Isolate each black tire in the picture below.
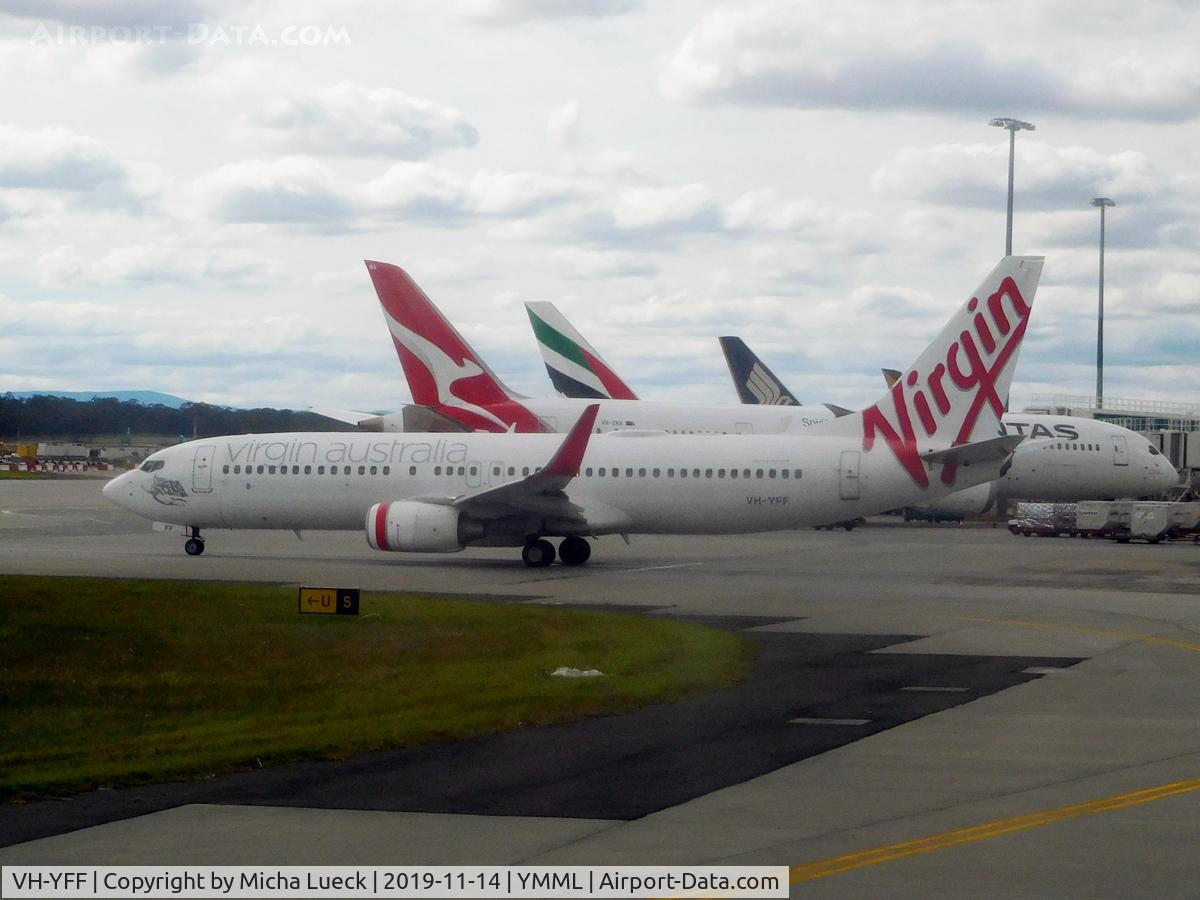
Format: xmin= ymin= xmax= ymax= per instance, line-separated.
xmin=559 ymin=536 xmax=591 ymax=566
xmin=521 ymin=538 xmax=555 ymax=568
xmin=184 ymin=538 xmax=205 ymax=556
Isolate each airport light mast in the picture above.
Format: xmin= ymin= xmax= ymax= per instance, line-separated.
xmin=989 ymin=117 xmax=1035 ymax=255
xmin=1091 ymin=197 xmax=1115 ymax=410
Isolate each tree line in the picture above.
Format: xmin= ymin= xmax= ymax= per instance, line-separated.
xmin=0 ymin=394 xmax=347 ymax=441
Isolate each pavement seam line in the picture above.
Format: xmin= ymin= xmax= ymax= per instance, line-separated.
xmin=944 ymin=614 xmax=1200 ymax=653
xmin=788 ymin=776 xmax=1200 ymax=883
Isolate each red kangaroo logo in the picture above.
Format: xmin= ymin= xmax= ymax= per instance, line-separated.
xmin=861 ymin=276 xmax=1031 ymax=488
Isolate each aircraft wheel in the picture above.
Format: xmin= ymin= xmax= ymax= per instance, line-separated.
xmin=559 ymin=536 xmax=591 ymax=566
xmin=521 ymin=539 xmax=555 ymax=568
xmin=184 ymin=538 xmax=205 ymax=556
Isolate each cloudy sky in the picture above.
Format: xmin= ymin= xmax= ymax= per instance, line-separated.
xmin=2 ymin=0 xmax=1199 ymax=415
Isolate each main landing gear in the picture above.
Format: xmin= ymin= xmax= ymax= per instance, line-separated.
xmin=521 ymin=536 xmax=592 ymax=568
xmin=183 ymin=527 xmax=205 ymax=556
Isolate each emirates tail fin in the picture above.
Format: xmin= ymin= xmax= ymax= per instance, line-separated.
xmin=525 ymin=301 xmax=638 ymax=400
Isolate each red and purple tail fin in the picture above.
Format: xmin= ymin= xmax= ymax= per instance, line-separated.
xmin=808 ymin=256 xmax=1044 ymax=488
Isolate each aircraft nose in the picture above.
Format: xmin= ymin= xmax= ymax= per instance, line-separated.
xmin=103 ymin=472 xmax=131 ymax=507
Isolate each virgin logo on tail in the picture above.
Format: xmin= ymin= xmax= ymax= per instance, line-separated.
xmin=862 ymin=275 xmax=1032 ymax=488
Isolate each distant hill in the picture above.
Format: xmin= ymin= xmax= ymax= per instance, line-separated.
xmin=0 ymin=394 xmax=344 ymax=440
xmin=6 ymin=390 xmax=191 ymax=408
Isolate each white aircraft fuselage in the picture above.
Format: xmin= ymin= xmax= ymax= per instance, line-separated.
xmin=104 ymin=428 xmax=1009 ymax=545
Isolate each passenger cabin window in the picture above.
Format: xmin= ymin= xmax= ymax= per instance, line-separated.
xmin=383 ymin=466 xmax=390 ymax=474
xmin=222 ymin=465 xmax=229 ymax=474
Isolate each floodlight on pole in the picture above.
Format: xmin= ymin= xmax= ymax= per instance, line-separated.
xmin=1091 ymin=197 xmax=1115 ymax=410
xmin=989 ymin=117 xmax=1035 ymax=255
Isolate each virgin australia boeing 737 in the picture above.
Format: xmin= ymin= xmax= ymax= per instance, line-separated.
xmin=105 ymin=257 xmax=1041 ymax=566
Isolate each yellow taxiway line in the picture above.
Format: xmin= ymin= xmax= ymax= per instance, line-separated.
xmin=790 ymin=776 xmax=1200 ymax=883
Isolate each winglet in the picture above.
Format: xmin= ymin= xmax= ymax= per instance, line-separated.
xmin=540 ymin=404 xmax=599 ymax=478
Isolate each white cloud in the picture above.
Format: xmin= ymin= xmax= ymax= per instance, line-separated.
xmin=365 ymin=163 xmax=577 ymax=222
xmin=455 ymin=0 xmax=638 ymax=24
xmin=0 ymin=124 xmax=126 ymax=191
xmin=661 ymin=1 xmax=1200 ymax=121
xmin=202 ymin=156 xmax=353 ymax=226
xmin=547 ymin=98 xmax=581 ymax=149
xmin=0 ymin=0 xmax=218 ymax=29
xmin=872 ymin=142 xmax=1168 ymax=210
xmin=612 ymin=184 xmax=716 ymax=230
xmin=244 ymin=81 xmax=479 ymax=158
xmin=550 ymin=246 xmax=656 ymax=280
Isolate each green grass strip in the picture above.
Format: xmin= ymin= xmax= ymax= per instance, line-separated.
xmin=0 ymin=575 xmax=755 ymax=800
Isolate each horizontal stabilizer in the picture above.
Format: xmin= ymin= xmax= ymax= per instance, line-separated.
xmin=309 ymin=405 xmax=374 ymax=426
xmin=921 ymin=434 xmax=1024 ymax=468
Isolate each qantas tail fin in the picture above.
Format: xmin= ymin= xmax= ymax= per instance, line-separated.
xmin=366 ymin=261 xmax=545 ymax=433
xmin=525 ymin=302 xmax=638 ymax=400
xmin=719 ymin=336 xmax=801 ymax=406
xmin=808 ymin=256 xmax=1044 ymax=487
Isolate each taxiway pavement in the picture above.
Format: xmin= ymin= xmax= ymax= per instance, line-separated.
xmin=2 ymin=478 xmax=1199 ymax=898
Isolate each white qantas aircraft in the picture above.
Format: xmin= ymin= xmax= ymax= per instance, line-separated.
xmin=314 ymin=261 xmax=847 ymax=435
xmin=526 ymin=300 xmax=1178 ymax=512
xmin=105 ymin=256 xmax=1042 ymax=566
xmin=716 ymin=340 xmax=1178 ymax=511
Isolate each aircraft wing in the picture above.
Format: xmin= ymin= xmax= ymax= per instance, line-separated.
xmin=410 ymin=405 xmax=600 ymax=524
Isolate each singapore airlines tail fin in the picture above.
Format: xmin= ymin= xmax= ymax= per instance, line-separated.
xmin=719 ymin=336 xmax=801 ymax=406
xmin=525 ymin=301 xmax=638 ymax=400
xmin=808 ymin=256 xmax=1044 ymax=487
xmin=366 ymin=261 xmax=545 ymax=433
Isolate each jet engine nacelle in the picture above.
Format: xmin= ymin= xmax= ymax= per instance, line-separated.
xmin=365 ymin=500 xmax=485 ymax=553
xmin=917 ymin=481 xmax=999 ymax=518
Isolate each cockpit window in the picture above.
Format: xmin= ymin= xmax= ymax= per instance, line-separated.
xmin=140 ymin=460 xmax=165 ymax=472
xmin=1148 ymin=445 xmax=1161 ymax=455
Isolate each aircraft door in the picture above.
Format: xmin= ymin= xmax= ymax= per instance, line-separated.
xmin=465 ymin=461 xmax=482 ymax=488
xmin=839 ymin=450 xmax=861 ymax=500
xmin=1111 ymin=435 xmax=1129 ymax=466
xmin=192 ymin=444 xmax=217 ymax=493
xmin=735 ymin=422 xmax=753 ymax=434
